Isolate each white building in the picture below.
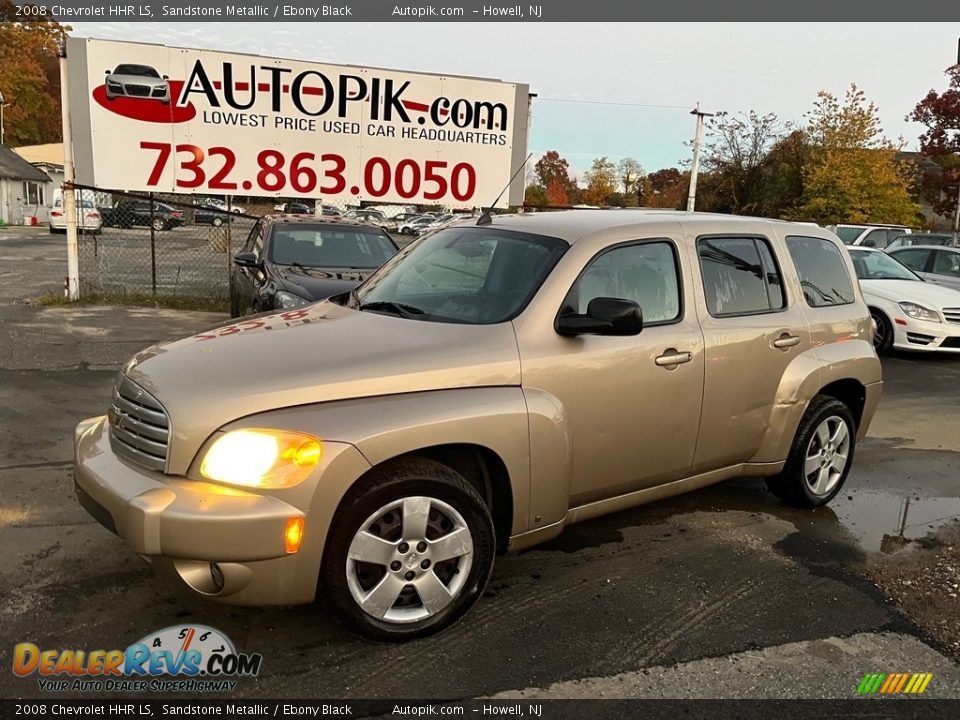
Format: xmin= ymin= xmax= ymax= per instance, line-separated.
xmin=0 ymin=144 xmax=52 ymax=225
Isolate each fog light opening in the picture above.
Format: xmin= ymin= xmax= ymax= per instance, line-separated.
xmin=285 ymin=517 xmax=304 ymax=554
xmin=210 ymin=562 xmax=225 ymax=592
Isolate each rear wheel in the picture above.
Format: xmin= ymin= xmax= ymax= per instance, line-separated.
xmin=212 ymin=216 xmax=223 ymax=228
xmin=767 ymin=396 xmax=856 ymax=508
xmin=870 ymin=308 xmax=894 ymax=355
xmin=321 ymin=458 xmax=495 ymax=641
xmin=151 ymin=217 xmax=166 ymax=232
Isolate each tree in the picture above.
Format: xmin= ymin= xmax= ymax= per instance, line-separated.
xmin=797 ymin=85 xmax=919 ymax=225
xmin=545 ymin=179 xmax=569 ymax=207
xmin=642 ymin=168 xmax=686 ymax=209
xmin=701 ymin=111 xmax=792 ymax=216
xmin=616 ymin=157 xmax=644 ymax=205
xmin=0 ymin=2 xmax=70 ymax=146
xmin=524 ymin=183 xmax=546 ymax=207
xmin=534 ymin=151 xmax=576 ymax=194
xmin=761 ymin=130 xmax=809 ymax=219
xmin=909 ymin=65 xmax=960 ymax=222
xmin=581 ymin=156 xmax=617 ymax=205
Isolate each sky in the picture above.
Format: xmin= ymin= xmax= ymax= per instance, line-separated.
xmin=69 ymin=22 xmax=960 ymax=177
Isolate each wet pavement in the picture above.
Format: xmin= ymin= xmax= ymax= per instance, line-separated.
xmin=1 ymin=228 xmax=959 ymax=699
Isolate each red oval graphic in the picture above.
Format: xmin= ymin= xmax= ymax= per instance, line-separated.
xmin=92 ymin=80 xmax=195 ymax=123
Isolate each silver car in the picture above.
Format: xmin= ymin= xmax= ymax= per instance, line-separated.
xmin=105 ymin=64 xmax=170 ymax=104
xmin=888 ymin=245 xmax=960 ymax=292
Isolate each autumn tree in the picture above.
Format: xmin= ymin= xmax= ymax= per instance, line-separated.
xmin=701 ymin=111 xmax=792 ymax=216
xmin=641 ymin=168 xmax=687 ymax=209
xmin=616 ymin=157 xmax=644 ymax=205
xmin=797 ymin=85 xmax=919 ymax=225
xmin=545 ymin=179 xmax=570 ymax=206
xmin=534 ymin=151 xmax=576 ymax=194
xmin=0 ymin=1 xmax=70 ymax=146
xmin=524 ymin=184 xmax=547 ymax=207
xmin=581 ymin=156 xmax=617 ymax=205
xmin=910 ymin=65 xmax=960 ymax=223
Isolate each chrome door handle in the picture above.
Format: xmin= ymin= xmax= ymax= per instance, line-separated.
xmin=655 ymin=350 xmax=693 ymax=367
xmin=772 ymin=334 xmax=801 ymax=349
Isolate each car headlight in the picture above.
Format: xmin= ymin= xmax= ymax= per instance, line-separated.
xmin=898 ymin=302 xmax=941 ymax=323
xmin=275 ymin=291 xmax=308 ymax=309
xmin=200 ymin=429 xmax=322 ymax=488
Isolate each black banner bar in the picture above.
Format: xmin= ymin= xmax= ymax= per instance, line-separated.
xmin=10 ymin=0 xmax=960 ymax=22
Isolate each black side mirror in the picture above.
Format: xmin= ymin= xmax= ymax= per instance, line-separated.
xmin=162 ymin=75 xmax=169 ymax=80
xmin=233 ymin=252 xmax=260 ymax=269
xmin=556 ymin=297 xmax=643 ymax=337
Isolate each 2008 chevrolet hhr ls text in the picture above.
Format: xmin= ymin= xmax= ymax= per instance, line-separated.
xmin=74 ymin=210 xmax=882 ymax=640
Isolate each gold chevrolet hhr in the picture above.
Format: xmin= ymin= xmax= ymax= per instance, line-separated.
xmin=75 ymin=210 xmax=882 ymax=640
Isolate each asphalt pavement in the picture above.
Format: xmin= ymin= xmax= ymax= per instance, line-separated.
xmin=1 ymin=226 xmax=958 ymax=700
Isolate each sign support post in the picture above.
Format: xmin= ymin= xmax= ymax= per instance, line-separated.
xmin=59 ymin=49 xmax=80 ymax=300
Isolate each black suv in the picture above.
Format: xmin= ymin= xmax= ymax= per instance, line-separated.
xmin=230 ymin=215 xmax=399 ymax=317
xmin=101 ymin=200 xmax=184 ymax=231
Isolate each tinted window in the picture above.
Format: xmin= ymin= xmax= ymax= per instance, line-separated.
xmin=698 ymin=237 xmax=785 ymax=316
xmin=572 ymin=241 xmax=681 ymax=324
xmin=269 ymin=226 xmax=395 ymax=268
xmin=860 ymin=229 xmax=886 ymax=248
xmin=834 ymin=227 xmax=864 ymax=244
xmin=890 ymin=248 xmax=931 ymax=272
xmin=848 ymin=249 xmax=920 ymax=280
xmin=932 ymin=250 xmax=960 ymax=277
xmin=786 ymin=236 xmax=856 ymax=307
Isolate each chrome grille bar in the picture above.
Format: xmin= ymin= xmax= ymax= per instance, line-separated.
xmin=108 ymin=375 xmax=169 ymax=472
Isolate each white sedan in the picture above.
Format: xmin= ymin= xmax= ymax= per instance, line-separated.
xmin=849 ymin=247 xmax=960 ymax=354
xmin=49 ymin=196 xmax=102 ymax=234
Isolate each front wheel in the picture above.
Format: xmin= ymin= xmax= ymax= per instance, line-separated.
xmin=212 ymin=216 xmax=223 ymax=228
xmin=151 ymin=217 xmax=166 ymax=232
xmin=767 ymin=396 xmax=856 ymax=508
xmin=321 ymin=458 xmax=495 ymax=641
xmin=870 ymin=308 xmax=893 ymax=355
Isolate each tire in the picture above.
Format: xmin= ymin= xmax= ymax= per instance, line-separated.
xmin=229 ymin=291 xmax=241 ymax=318
xmin=870 ymin=308 xmax=893 ymax=355
xmin=212 ymin=217 xmax=223 ymax=228
xmin=321 ymin=458 xmax=496 ymax=642
xmin=767 ymin=395 xmax=856 ymax=508
xmin=152 ymin=217 xmax=166 ymax=232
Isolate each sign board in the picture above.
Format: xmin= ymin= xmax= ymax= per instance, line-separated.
xmin=65 ymin=38 xmax=530 ymax=207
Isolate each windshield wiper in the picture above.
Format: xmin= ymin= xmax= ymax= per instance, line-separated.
xmin=358 ymin=300 xmax=425 ymax=319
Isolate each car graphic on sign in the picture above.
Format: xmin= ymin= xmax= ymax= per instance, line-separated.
xmin=104 ymin=64 xmax=170 ymax=104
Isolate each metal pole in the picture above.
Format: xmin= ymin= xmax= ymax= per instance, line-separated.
xmin=149 ymin=192 xmax=157 ymax=296
xmin=687 ymin=105 xmax=713 ymax=212
xmin=59 ymin=53 xmax=80 ymax=300
xmin=226 ymin=194 xmax=233 ymax=299
xmin=1 ymin=103 xmax=5 ymax=145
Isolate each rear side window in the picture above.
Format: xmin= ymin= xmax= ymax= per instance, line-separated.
xmin=932 ymin=250 xmax=960 ymax=277
xmin=786 ymin=236 xmax=856 ymax=307
xmin=698 ymin=236 xmax=785 ymax=317
xmin=891 ymin=248 xmax=932 ymax=273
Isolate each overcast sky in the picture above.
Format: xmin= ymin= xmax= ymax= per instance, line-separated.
xmin=70 ymin=22 xmax=960 ymax=176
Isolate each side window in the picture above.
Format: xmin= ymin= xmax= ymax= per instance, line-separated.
xmin=571 ymin=241 xmax=681 ymax=325
xmin=785 ymin=236 xmax=856 ymax=307
xmin=892 ymin=248 xmax=931 ymax=272
xmin=932 ymin=251 xmax=960 ymax=277
xmin=698 ymin=236 xmax=785 ymax=317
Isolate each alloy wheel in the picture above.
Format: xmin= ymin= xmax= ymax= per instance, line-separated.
xmin=803 ymin=415 xmax=851 ymax=496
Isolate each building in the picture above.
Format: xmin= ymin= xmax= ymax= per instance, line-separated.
xmin=13 ymin=143 xmax=65 ymax=224
xmin=0 ymin=145 xmax=52 ymax=225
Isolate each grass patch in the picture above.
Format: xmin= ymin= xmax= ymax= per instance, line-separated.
xmin=35 ymin=290 xmax=229 ymax=313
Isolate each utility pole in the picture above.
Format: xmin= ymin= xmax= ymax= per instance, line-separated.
xmin=955 ymin=38 xmax=960 ymax=241
xmin=687 ymin=104 xmax=714 ymax=212
xmin=59 ymin=48 xmax=79 ymax=300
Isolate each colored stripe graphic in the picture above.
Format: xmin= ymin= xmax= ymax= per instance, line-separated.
xmin=857 ymin=672 xmax=932 ymax=694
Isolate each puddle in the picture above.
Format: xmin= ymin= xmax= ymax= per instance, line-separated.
xmin=830 ymin=490 xmax=960 ymax=554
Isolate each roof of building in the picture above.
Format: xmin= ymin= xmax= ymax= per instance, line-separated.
xmin=12 ymin=143 xmax=64 ymax=168
xmin=0 ymin=145 xmax=51 ymax=182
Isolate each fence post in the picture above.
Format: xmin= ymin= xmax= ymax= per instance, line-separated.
xmin=226 ymin=195 xmax=233 ymax=300
xmin=149 ymin=192 xmax=157 ymax=296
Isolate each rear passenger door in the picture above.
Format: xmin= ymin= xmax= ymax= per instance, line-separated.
xmin=690 ymin=232 xmax=811 ymax=473
xmin=929 ymin=250 xmax=960 ymax=291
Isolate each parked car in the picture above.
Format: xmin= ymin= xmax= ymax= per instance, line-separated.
xmin=200 ymin=197 xmax=245 ymax=215
xmin=104 ymin=64 xmax=170 ymax=103
xmin=343 ymin=209 xmax=387 ymax=223
xmin=831 ymin=224 xmax=910 ymax=248
xmin=101 ymin=200 xmax=184 ymax=231
xmin=49 ymin=196 xmax=102 ymax=234
xmin=192 ymin=201 xmax=227 ymax=227
xmin=229 ymin=215 xmax=398 ymax=316
xmin=887 ymin=245 xmax=960 ymax=292
xmin=398 ymin=216 xmax=436 ymax=235
xmin=848 ymin=247 xmax=960 ymax=353
xmin=75 ymin=210 xmax=882 ymax=640
xmin=276 ymin=202 xmax=313 ymax=215
xmin=319 ymin=204 xmax=342 ymax=217
xmin=389 ymin=212 xmax=423 ymax=224
xmin=886 ymin=233 xmax=956 ymax=250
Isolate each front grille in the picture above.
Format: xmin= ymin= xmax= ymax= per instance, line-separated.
xmin=906 ymin=332 xmax=935 ymax=345
xmin=943 ymin=307 xmax=960 ymax=324
xmin=125 ymin=84 xmax=151 ymax=97
xmin=151 ymin=87 xmax=166 ymax=97
xmin=941 ymin=336 xmax=960 ymax=349
xmin=108 ymin=375 xmax=169 ymax=472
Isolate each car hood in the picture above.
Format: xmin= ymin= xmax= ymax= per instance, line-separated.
xmin=109 ymin=74 xmax=166 ymax=86
xmin=123 ymin=301 xmax=521 ymax=473
xmin=860 ymin=278 xmax=960 ymax=308
xmin=275 ymin=265 xmax=375 ymax=300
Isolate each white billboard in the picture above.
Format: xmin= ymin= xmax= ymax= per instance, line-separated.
xmin=65 ymin=38 xmax=530 ymax=207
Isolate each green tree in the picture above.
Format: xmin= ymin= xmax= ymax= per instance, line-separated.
xmin=524 ymin=183 xmax=547 ymax=207
xmin=0 ymin=1 xmax=70 ymax=146
xmin=616 ymin=157 xmax=644 ymax=206
xmin=581 ymin=156 xmax=617 ymax=205
xmin=797 ymin=85 xmax=919 ymax=225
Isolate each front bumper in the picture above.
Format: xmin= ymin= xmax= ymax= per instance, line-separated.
xmin=73 ymin=416 xmax=370 ymax=605
xmin=892 ymin=317 xmax=960 ymax=353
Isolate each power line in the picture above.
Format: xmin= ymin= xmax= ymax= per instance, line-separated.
xmin=536 ymin=97 xmax=692 ymax=111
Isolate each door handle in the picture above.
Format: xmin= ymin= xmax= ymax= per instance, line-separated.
xmin=655 ymin=349 xmax=693 ymax=367
xmin=772 ymin=334 xmax=801 ymax=349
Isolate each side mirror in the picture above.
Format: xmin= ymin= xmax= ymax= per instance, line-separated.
xmin=162 ymin=75 xmax=169 ymax=80
xmin=233 ymin=252 xmax=260 ymax=269
xmin=556 ymin=297 xmax=643 ymax=337
xmin=104 ymin=70 xmax=110 ymax=74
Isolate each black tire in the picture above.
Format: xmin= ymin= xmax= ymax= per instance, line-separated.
xmin=870 ymin=307 xmax=894 ymax=355
xmin=212 ymin=217 xmax=223 ymax=228
xmin=229 ymin=291 xmax=241 ymax=318
xmin=321 ymin=458 xmax=495 ymax=642
xmin=767 ymin=395 xmax=856 ymax=508
xmin=151 ymin=217 xmax=166 ymax=232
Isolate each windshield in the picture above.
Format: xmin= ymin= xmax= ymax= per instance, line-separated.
xmin=269 ymin=225 xmax=396 ymax=269
xmin=353 ymin=226 xmax=568 ymax=324
xmin=114 ymin=64 xmax=160 ymax=77
xmin=834 ymin=227 xmax=864 ymax=244
xmin=849 ymin=249 xmax=921 ymax=281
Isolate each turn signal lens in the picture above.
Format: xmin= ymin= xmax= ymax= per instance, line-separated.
xmin=285 ymin=517 xmax=305 ymax=554
xmin=200 ymin=429 xmax=322 ymax=489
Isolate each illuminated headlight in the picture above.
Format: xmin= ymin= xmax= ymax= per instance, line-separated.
xmin=200 ymin=429 xmax=322 ymax=488
xmin=898 ymin=302 xmax=941 ymax=323
xmin=275 ymin=291 xmax=308 ymax=309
